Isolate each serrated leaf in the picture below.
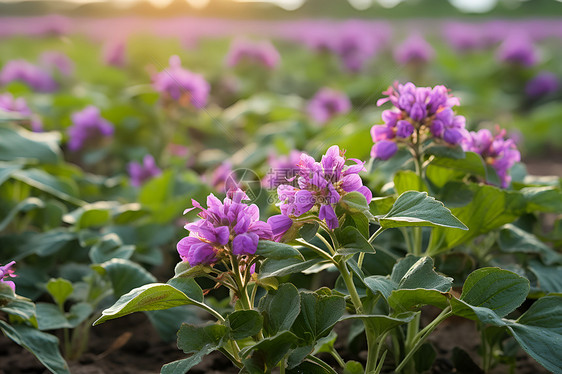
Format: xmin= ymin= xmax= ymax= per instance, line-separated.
xmin=259 ymin=283 xmax=300 ymax=336
xmin=242 ymin=331 xmax=298 ymax=374
xmin=291 ymin=292 xmax=345 ymax=345
xmin=226 ymin=310 xmax=263 ymax=340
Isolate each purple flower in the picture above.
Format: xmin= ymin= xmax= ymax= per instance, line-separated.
xmin=177 ymin=189 xmax=273 ymax=266
xmin=276 ymin=145 xmax=371 ymax=230
xmin=207 ymin=161 xmax=239 ymax=193
xmin=152 ymin=55 xmax=210 ymax=109
xmin=394 ymin=34 xmax=435 ymax=65
xmin=128 ymin=154 xmax=162 ymax=187
xmin=0 ymin=59 xmax=58 ymax=93
xmin=267 ymin=214 xmax=294 ymax=242
xmin=262 ymin=150 xmax=303 ymax=189
xmin=371 ymin=82 xmax=469 ymax=160
xmin=497 ymin=32 xmax=538 ymax=67
xmin=39 ymin=51 xmax=74 ymax=77
xmin=307 ymin=88 xmax=351 ymax=124
xmin=103 ymin=40 xmax=127 ymax=67
xmin=525 ymin=72 xmax=559 ymax=98
xmin=67 ymin=106 xmax=114 ymax=151
xmin=462 ymin=127 xmax=521 ymax=188
xmin=225 ymin=39 xmax=280 ymax=69
xmin=0 ymin=93 xmax=43 ymax=131
xmin=442 ymin=22 xmax=485 ymax=52
xmin=332 ymin=22 xmax=380 ymax=72
xmin=0 ymin=261 xmax=16 ymax=292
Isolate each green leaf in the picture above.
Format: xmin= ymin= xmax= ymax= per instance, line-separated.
xmin=46 ymin=278 xmax=73 ymax=307
xmin=507 ymin=294 xmax=562 ymax=373
xmin=300 ymin=222 xmax=319 ymax=242
xmin=18 ymin=229 xmax=76 ymax=259
xmin=0 ymin=126 xmax=61 ymax=164
xmin=394 ymin=170 xmax=428 ymax=195
xmin=287 ymin=360 xmax=337 ymax=374
xmin=499 ymin=224 xmax=562 ymax=265
xmin=0 ymin=162 xmax=23 ymax=186
xmin=379 ymin=191 xmax=467 ymax=230
xmin=177 ymin=323 xmax=229 ymax=354
xmin=259 ymin=283 xmax=301 ymax=336
xmin=166 ymin=278 xmax=204 ymax=303
xmin=93 ymin=258 xmax=156 ymax=298
xmin=528 ymin=261 xmax=562 ymax=293
xmin=427 ymin=151 xmax=486 ymax=179
xmin=414 ymin=343 xmax=436 ymax=373
xmin=341 ymin=312 xmax=416 ymax=336
xmin=11 ymin=169 xmax=84 ymax=206
xmin=0 ymin=197 xmax=44 ymax=231
xmin=388 ymin=289 xmax=451 ymax=312
xmin=0 ymin=321 xmax=70 ymax=374
xmin=242 ymin=331 xmax=298 ymax=374
xmin=161 ymin=323 xmax=229 ymax=374
xmin=291 ymin=292 xmax=345 ymax=344
xmin=425 ymin=145 xmax=466 ymax=160
xmin=256 ymin=240 xmax=304 ymax=261
xmin=258 ymin=258 xmax=321 ymax=279
xmin=520 ymin=186 xmax=562 ymax=213
xmin=395 ymin=257 xmax=453 ymax=292
xmin=36 ymin=302 xmax=92 ymax=330
xmin=93 ymin=283 xmax=202 ymax=326
xmin=335 ymin=226 xmax=375 ymax=256
xmin=460 ymin=267 xmax=530 ymax=317
xmin=89 ymin=233 xmax=135 ymax=264
xmin=0 ymin=286 xmax=36 ymax=322
xmin=427 ymin=184 xmax=526 ymax=255
xmin=173 ymin=261 xmax=214 ymax=279
xmin=363 ymin=276 xmax=397 ymax=301
xmin=226 ymin=310 xmax=264 ymax=340
xmin=343 ymin=360 xmax=364 ymax=374
xmin=339 ymin=191 xmax=373 ymax=218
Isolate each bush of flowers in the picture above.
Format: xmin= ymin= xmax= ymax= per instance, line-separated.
xmin=0 ymin=15 xmax=561 ymax=374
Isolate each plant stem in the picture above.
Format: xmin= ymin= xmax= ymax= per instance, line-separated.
xmin=295 ymin=239 xmax=337 ymax=265
xmin=329 ymin=347 xmax=346 ymax=369
xmin=368 ymin=227 xmax=385 ymax=244
xmin=337 ymin=261 xmax=363 ymax=314
xmin=403 ymin=312 xmax=420 ymax=374
xmin=396 ymin=307 xmax=452 ymax=372
xmin=315 ymin=232 xmax=336 ymax=255
xmin=306 ymin=355 xmax=339 ymax=374
xmin=413 ymin=227 xmax=423 ymax=256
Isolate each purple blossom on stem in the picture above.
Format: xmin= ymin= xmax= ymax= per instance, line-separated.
xmin=67 ymin=106 xmax=114 ymax=151
xmin=371 ymin=82 xmax=469 ymax=160
xmin=102 ymin=40 xmax=127 ymax=67
xmin=0 ymin=93 xmax=43 ymax=131
xmin=262 ymin=150 xmax=303 ymax=189
xmin=462 ymin=127 xmax=521 ymax=188
xmin=497 ymin=32 xmax=538 ymax=67
xmin=39 ymin=51 xmax=74 ymax=77
xmin=276 ymin=145 xmax=372 ymax=231
xmin=177 ymin=189 xmax=273 ymax=266
xmin=0 ymin=261 xmax=16 ymax=292
xmin=225 ymin=39 xmax=280 ymax=69
xmin=525 ymin=72 xmax=559 ymax=98
xmin=0 ymin=59 xmax=58 ymax=93
xmin=307 ymin=88 xmax=351 ymax=124
xmin=128 ymin=154 xmax=162 ymax=187
xmin=394 ymin=34 xmax=435 ymax=65
xmin=152 ymin=55 xmax=210 ymax=109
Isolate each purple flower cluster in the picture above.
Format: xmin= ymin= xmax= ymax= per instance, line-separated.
xmin=103 ymin=40 xmax=127 ymax=67
xmin=152 ymin=55 xmax=210 ymax=109
xmin=127 ymin=155 xmax=161 ymax=187
xmin=262 ymin=150 xmax=303 ymax=189
xmin=525 ymin=72 xmax=559 ymax=98
xmin=177 ymin=189 xmax=273 ymax=266
xmin=274 ymin=145 xmax=372 ymax=230
xmin=371 ymin=82 xmax=468 ymax=160
xmin=0 ymin=261 xmax=16 ymax=292
xmin=394 ymin=34 xmax=435 ymax=65
xmin=497 ymin=32 xmax=538 ymax=67
xmin=0 ymin=93 xmax=43 ymax=132
xmin=306 ymin=88 xmax=351 ymax=125
xmin=462 ymin=128 xmax=521 ymax=188
xmin=39 ymin=51 xmax=74 ymax=77
xmin=225 ymin=39 xmax=280 ymax=69
xmin=0 ymin=59 xmax=58 ymax=93
xmin=67 ymin=106 xmax=114 ymax=151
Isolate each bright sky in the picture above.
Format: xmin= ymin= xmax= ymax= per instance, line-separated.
xmin=0 ymin=0 xmax=527 ymax=12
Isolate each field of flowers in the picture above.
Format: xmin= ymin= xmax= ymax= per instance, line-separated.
xmin=1 ymin=14 xmax=561 ymax=374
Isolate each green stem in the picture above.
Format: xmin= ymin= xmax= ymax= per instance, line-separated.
xmin=315 ymin=232 xmax=336 ymax=255
xmin=337 ymin=261 xmax=363 ymax=314
xmin=364 ymin=328 xmax=381 ymax=373
xmin=329 ymin=347 xmax=346 ymax=369
xmin=403 ymin=312 xmax=420 ymax=374
xmin=396 ymin=307 xmax=452 ymax=373
xmin=305 ymin=355 xmax=339 ymax=374
xmin=295 ymin=239 xmax=337 ymax=265
xmin=413 ymin=227 xmax=423 ymax=256
xmin=368 ymin=227 xmax=385 ymax=244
